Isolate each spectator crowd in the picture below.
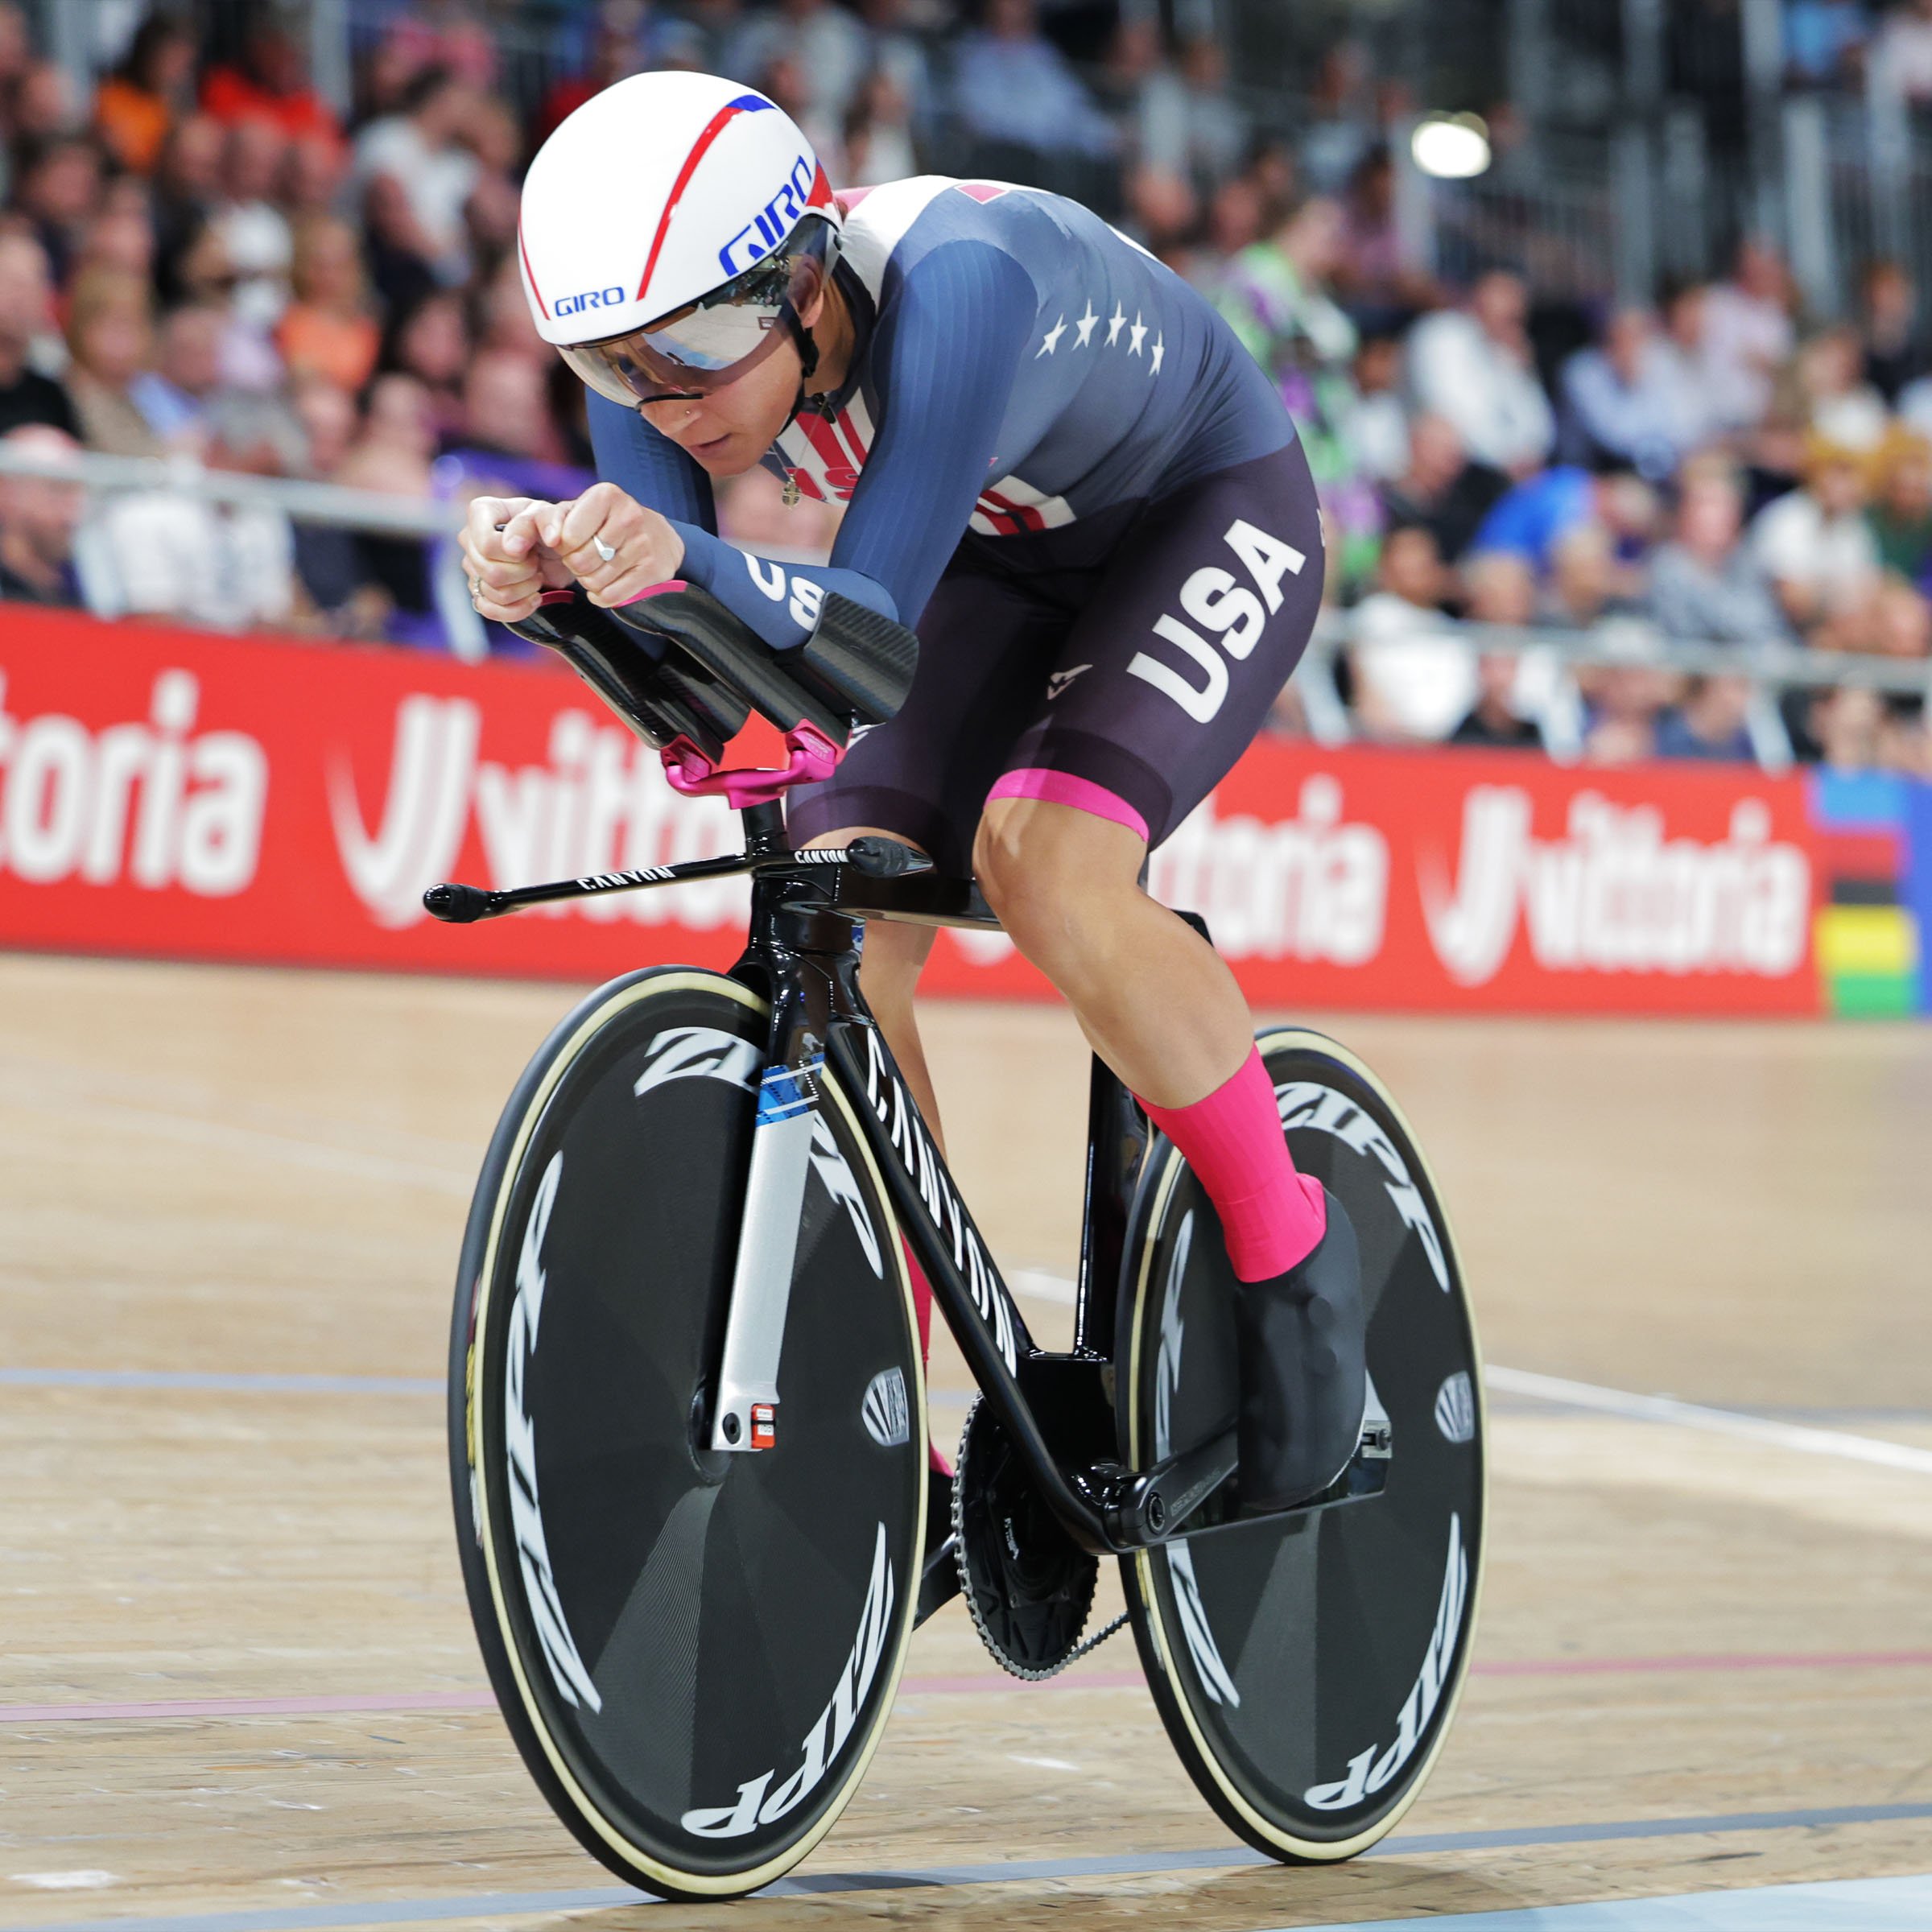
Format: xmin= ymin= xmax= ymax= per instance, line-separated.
xmin=0 ymin=0 xmax=1927 ymax=774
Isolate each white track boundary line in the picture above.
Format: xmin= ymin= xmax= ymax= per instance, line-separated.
xmin=1486 ymin=1365 xmax=1932 ymax=1476
xmin=1010 ymin=1269 xmax=1932 ymax=1479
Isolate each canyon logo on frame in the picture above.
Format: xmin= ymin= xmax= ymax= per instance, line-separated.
xmin=0 ymin=613 xmax=1823 ymax=1013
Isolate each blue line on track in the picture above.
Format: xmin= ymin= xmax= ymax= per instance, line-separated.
xmin=11 ymin=1802 xmax=1931 ymax=1932
xmin=0 ymin=1368 xmax=444 ymax=1396
xmin=1272 ymin=1871 xmax=1932 ymax=1929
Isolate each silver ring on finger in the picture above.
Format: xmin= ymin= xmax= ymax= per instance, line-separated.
xmin=592 ymin=536 xmax=617 ymax=564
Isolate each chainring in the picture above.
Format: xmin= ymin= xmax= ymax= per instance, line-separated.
xmin=952 ymin=1394 xmax=1100 ymax=1679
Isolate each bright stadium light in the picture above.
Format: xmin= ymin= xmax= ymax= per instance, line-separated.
xmin=1410 ymin=114 xmax=1492 ymax=180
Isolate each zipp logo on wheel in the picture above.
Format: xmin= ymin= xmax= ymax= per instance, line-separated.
xmin=679 ymin=1523 xmax=896 ymax=1837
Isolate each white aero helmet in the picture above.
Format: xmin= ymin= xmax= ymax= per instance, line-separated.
xmin=518 ymin=72 xmax=840 ymax=407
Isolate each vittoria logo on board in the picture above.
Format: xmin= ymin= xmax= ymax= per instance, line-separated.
xmin=0 ymin=669 xmax=266 ymax=896
xmin=1422 ymin=789 xmax=1811 ymax=987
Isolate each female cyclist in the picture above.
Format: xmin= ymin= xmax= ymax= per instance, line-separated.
xmin=459 ymin=72 xmax=1364 ymax=1513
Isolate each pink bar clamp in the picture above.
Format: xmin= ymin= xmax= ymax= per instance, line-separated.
xmin=660 ymin=721 xmax=843 ymax=807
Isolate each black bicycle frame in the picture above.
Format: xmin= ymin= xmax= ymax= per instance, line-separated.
xmin=427 ymin=799 xmax=1245 ymax=1555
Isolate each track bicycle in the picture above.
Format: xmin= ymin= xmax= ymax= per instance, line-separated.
xmin=436 ymin=580 xmax=1486 ymax=1900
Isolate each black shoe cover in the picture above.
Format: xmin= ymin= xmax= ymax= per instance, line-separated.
xmin=1232 ymin=1188 xmax=1366 ymax=1513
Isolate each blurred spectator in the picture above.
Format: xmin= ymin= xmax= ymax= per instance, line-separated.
xmin=94 ymin=14 xmax=197 ymax=175
xmin=1656 ymin=676 xmax=1754 ymax=760
xmin=1540 ymin=522 xmax=1637 ymax=628
xmin=1750 ymin=441 xmax=1881 ymax=633
xmin=1380 ymin=413 xmax=1509 ymax=564
xmin=1349 ymin=523 xmax=1474 ymax=741
xmin=727 ymin=0 xmax=871 ymax=143
xmin=1785 ymin=325 xmax=1888 ymax=452
xmin=151 ymin=114 xmax=224 ymax=280
xmin=200 ymin=23 xmax=341 ymax=143
xmin=1217 ymin=196 xmax=1380 ymax=586
xmin=353 ymin=67 xmax=480 ymax=299
xmin=1784 ymin=0 xmax=1869 ymax=86
xmin=380 ymin=288 xmax=469 ymax=440
xmin=1334 ymin=146 xmax=1423 ymax=320
xmin=1343 ymin=332 xmax=1409 ymax=483
xmin=1559 ymin=307 xmax=1699 ymax=483
xmin=455 ymin=351 xmax=565 ymax=465
xmin=381 ymin=0 xmax=500 ymax=93
xmin=1861 ymin=259 xmax=1921 ymax=402
xmin=1581 ymin=650 xmax=1671 ymax=764
xmin=290 ymin=376 xmax=391 ymax=638
xmin=1450 ymin=651 xmax=1544 ymax=749
xmin=0 ymin=232 xmax=76 ymax=438
xmin=1701 ymin=238 xmax=1797 ymax=432
xmin=1874 ymin=0 xmax=1932 ymax=98
xmin=0 ymin=422 xmax=84 ymax=605
xmin=842 ymin=68 xmax=919 ymax=186
xmin=1297 ymin=42 xmax=1375 ymax=195
xmin=64 ymin=267 xmax=160 ymax=458
xmin=15 ymin=134 xmax=106 ymax=285
xmin=1468 ymin=464 xmax=1655 ymax=580
xmin=213 ymin=118 xmax=294 ymax=336
xmin=277 ymin=216 xmax=380 ymax=393
xmin=1868 ymin=432 xmax=1932 ymax=586
xmin=1407 ymin=271 xmax=1554 ymax=476
xmin=1651 ymin=283 xmax=1720 ymax=450
xmin=953 ymin=0 xmax=1117 ymax=163
xmin=336 ymin=372 xmax=440 ymax=638
xmin=130 ymin=299 xmax=225 ymax=447
xmin=1132 ymin=35 xmax=1248 ymax=193
xmin=536 ymin=7 xmax=689 ymax=146
xmin=1648 ymin=458 xmax=1788 ymax=643
xmin=91 ymin=391 xmax=304 ymax=630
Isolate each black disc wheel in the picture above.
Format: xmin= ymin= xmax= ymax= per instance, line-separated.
xmin=1117 ymin=1027 xmax=1484 ymax=1862
xmin=449 ymin=969 xmax=924 ymax=1900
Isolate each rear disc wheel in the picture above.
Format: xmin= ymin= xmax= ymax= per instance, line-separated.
xmin=1118 ymin=1027 xmax=1485 ymax=1861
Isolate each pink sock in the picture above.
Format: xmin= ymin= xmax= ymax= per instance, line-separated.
xmin=1138 ymin=1049 xmax=1327 ymax=1282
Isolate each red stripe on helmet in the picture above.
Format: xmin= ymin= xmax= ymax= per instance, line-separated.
xmin=637 ymin=101 xmax=758 ymax=307
xmin=518 ymin=220 xmax=548 ymax=319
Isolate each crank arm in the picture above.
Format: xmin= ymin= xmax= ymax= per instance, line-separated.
xmin=1081 ymin=1428 xmax=1238 ymax=1549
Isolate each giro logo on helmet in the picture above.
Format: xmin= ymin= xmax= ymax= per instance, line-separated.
xmin=720 ymin=155 xmax=821 ymax=276
xmin=555 ymin=284 xmax=626 ymax=320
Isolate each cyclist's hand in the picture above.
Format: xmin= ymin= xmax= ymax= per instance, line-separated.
xmin=542 ymin=484 xmax=686 ymax=609
xmin=461 ymin=495 xmax=571 ymax=623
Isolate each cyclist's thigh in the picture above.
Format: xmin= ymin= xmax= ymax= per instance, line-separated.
xmin=995 ymin=440 xmax=1325 ymax=848
xmin=786 ymin=565 xmax=1063 ymax=877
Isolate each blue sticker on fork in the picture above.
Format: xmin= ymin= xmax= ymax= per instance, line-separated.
xmin=755 ymin=1059 xmax=823 ymax=1125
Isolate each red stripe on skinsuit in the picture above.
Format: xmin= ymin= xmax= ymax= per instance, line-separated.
xmin=637 ymin=101 xmax=753 ymax=304
xmin=980 ymin=487 xmax=1044 ymax=533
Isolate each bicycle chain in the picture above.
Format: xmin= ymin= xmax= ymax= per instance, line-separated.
xmin=950 ymin=1396 xmax=1131 ymax=1681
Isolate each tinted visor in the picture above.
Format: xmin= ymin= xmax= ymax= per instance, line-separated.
xmin=559 ymin=246 xmax=829 ymax=407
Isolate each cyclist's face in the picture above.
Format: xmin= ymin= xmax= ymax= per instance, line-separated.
xmin=638 ymin=283 xmax=825 ymax=477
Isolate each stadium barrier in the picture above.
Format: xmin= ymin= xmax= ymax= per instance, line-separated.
xmin=2 ymin=609 xmax=1924 ymax=1017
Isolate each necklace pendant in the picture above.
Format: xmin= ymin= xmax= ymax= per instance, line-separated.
xmin=782 ymin=475 xmax=801 ymax=507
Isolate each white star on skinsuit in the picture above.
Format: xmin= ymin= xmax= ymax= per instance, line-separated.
xmin=1074 ymin=301 xmax=1100 ymax=347
xmin=1129 ymin=311 xmax=1147 ymax=356
xmin=1038 ymin=314 xmax=1067 ymax=356
xmin=1105 ymin=303 xmax=1126 ymax=346
xmin=1150 ymin=332 xmax=1165 ymax=375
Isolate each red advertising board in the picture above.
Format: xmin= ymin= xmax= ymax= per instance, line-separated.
xmin=0 ymin=611 xmax=1823 ymax=1013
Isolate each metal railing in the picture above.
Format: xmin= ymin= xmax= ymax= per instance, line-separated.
xmin=1306 ymin=613 xmax=1932 ymax=770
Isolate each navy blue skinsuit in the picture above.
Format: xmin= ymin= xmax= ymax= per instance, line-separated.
xmin=589 ymin=175 xmax=1324 ymax=872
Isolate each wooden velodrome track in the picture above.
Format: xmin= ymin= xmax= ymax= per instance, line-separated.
xmin=3 ymin=949 xmax=1930 ymax=1930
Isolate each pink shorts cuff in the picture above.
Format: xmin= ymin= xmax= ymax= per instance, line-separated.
xmin=985 ymin=768 xmax=1149 ymax=842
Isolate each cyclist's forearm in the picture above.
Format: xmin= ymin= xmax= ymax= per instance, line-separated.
xmin=667 ymin=521 xmax=896 ymax=649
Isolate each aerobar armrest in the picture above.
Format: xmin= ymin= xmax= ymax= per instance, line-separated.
xmin=510 ymin=589 xmax=748 ymax=766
